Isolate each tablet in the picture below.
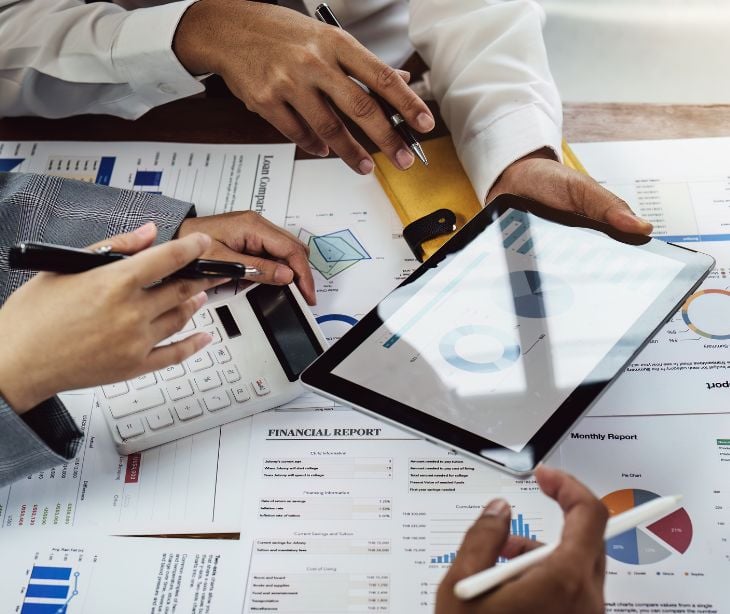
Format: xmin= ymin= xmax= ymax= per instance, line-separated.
xmin=301 ymin=195 xmax=714 ymax=475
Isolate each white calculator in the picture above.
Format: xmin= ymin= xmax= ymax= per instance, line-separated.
xmin=97 ymin=283 xmax=327 ymax=454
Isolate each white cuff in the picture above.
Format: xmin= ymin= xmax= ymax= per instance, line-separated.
xmin=458 ymin=104 xmax=563 ymax=205
xmin=112 ymin=0 xmax=205 ymax=118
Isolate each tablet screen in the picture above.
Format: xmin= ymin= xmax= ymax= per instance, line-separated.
xmin=331 ymin=207 xmax=685 ymax=453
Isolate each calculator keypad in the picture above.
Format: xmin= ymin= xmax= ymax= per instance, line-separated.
xmin=104 ymin=307 xmax=270 ymax=440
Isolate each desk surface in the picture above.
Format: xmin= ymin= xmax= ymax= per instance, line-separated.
xmin=2 ymin=100 xmax=727 ymax=540
xmin=2 ymin=101 xmax=729 ymax=149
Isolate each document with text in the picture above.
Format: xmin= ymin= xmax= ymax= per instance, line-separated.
xmin=0 ymin=531 xmax=247 ymax=613
xmin=572 ymin=138 xmax=730 ymax=416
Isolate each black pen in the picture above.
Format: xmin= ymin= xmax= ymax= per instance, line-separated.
xmin=314 ymin=3 xmax=429 ymax=167
xmin=8 ymin=242 xmax=261 ymax=280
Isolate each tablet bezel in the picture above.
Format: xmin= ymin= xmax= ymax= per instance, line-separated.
xmin=301 ymin=194 xmax=715 ymax=475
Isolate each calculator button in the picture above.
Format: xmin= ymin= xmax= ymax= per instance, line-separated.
xmin=232 ymin=385 xmax=251 ymax=403
xmin=208 ymin=328 xmax=222 ymax=345
xmin=186 ymin=352 xmax=213 ymax=372
xmin=252 ymin=377 xmax=271 ymax=396
xmin=160 ymin=364 xmax=186 ymax=381
xmin=175 ymin=400 xmax=203 ymax=421
xmin=131 ymin=373 xmax=157 ymax=390
xmin=108 ymin=388 xmax=165 ymax=419
xmin=203 ymin=390 xmax=231 ymax=412
xmin=213 ymin=346 xmax=232 ymax=364
xmin=195 ymin=371 xmax=222 ymax=392
xmin=102 ymin=382 xmax=129 ymax=399
xmin=117 ymin=418 xmax=145 ymax=439
xmin=193 ymin=309 xmax=214 ymax=327
xmin=146 ymin=408 xmax=174 ymax=431
xmin=181 ymin=318 xmax=195 ymax=333
xmin=223 ymin=365 xmax=241 ymax=383
xmin=168 ymin=379 xmax=194 ymax=401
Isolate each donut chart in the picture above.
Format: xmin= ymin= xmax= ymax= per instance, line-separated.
xmin=315 ymin=314 xmax=358 ymax=344
xmin=439 ymin=325 xmax=520 ymax=373
xmin=602 ymin=489 xmax=693 ymax=565
xmin=681 ymin=289 xmax=730 ymax=340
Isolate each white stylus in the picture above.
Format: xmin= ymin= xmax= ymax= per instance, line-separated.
xmin=454 ymin=494 xmax=683 ymax=601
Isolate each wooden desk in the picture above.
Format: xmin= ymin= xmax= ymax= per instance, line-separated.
xmin=2 ymin=100 xmax=729 ymax=148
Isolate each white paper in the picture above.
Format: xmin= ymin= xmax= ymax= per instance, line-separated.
xmin=0 ymin=531 xmax=248 ymax=613
xmin=279 ymin=159 xmax=419 ymax=410
xmin=560 ymin=414 xmax=730 ymax=613
xmin=0 ymin=140 xmax=295 ymax=219
xmin=0 ymin=392 xmax=252 ymax=534
xmin=239 ymin=408 xmax=563 ymax=613
xmin=570 ymin=138 xmax=730 ymax=416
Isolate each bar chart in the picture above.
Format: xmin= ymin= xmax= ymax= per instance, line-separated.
xmin=428 ymin=507 xmax=543 ymax=566
xmin=132 ymin=170 xmax=163 ymax=193
xmin=20 ymin=565 xmax=80 ymax=614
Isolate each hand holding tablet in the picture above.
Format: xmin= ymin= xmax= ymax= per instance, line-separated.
xmin=302 ymin=195 xmax=714 ymax=474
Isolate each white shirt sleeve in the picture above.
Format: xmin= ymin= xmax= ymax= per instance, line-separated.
xmin=0 ymin=0 xmax=204 ymax=119
xmin=409 ymin=0 xmax=563 ymax=203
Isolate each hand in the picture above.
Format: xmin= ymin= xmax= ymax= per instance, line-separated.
xmin=488 ymin=149 xmax=654 ymax=235
xmin=0 ymin=224 xmax=227 ymax=413
xmin=173 ymin=0 xmax=435 ymax=174
xmin=175 ymin=212 xmax=316 ymax=305
xmin=436 ymin=466 xmax=608 ymax=614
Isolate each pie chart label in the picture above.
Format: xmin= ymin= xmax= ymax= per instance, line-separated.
xmin=602 ymin=488 xmax=693 ymax=565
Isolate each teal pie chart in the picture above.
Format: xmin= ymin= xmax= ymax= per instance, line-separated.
xmin=439 ymin=325 xmax=520 ymax=373
xmin=497 ymin=270 xmax=573 ymax=319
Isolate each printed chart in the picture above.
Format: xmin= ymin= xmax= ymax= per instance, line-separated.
xmin=603 ymin=489 xmax=693 ymax=565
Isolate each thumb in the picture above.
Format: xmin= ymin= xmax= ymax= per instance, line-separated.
xmin=87 ymin=222 xmax=158 ymax=255
xmin=442 ymin=499 xmax=512 ymax=590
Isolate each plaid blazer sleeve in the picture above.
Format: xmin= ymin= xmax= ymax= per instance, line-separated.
xmin=0 ymin=172 xmax=195 ymax=303
xmin=0 ymin=172 xmax=195 ymax=485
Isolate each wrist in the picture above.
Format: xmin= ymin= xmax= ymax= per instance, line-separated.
xmin=0 ymin=357 xmax=46 ymax=414
xmin=173 ymin=0 xmax=225 ymax=76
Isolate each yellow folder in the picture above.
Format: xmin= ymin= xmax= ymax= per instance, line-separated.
xmin=373 ymin=137 xmax=588 ymax=260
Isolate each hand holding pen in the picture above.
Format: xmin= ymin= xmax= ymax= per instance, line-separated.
xmin=314 ymin=3 xmax=429 ymax=167
xmin=435 ymin=467 xmax=674 ymax=614
xmin=0 ymin=225 xmax=231 ymax=413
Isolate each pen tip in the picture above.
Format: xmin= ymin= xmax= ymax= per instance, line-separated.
xmin=412 ymin=143 xmax=429 ymax=166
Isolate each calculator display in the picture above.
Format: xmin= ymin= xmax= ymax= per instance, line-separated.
xmin=248 ymin=284 xmax=324 ymax=381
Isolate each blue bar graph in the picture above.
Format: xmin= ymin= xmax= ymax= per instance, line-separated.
xmin=21 ymin=565 xmax=78 ymax=614
xmin=431 ymin=551 xmax=457 ymax=564
xmin=21 ymin=604 xmax=67 ymax=614
xmin=26 ymin=584 xmax=70 ymax=599
xmin=500 ymin=209 xmax=535 ymax=255
xmin=0 ymin=158 xmax=24 ymax=172
xmin=134 ymin=170 xmax=162 ymax=188
xmin=94 ymin=156 xmax=116 ymax=186
xmin=30 ymin=566 xmax=71 ymax=581
xmin=510 ymin=513 xmax=539 ymax=540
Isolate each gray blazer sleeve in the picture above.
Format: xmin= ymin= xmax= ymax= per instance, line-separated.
xmin=0 ymin=395 xmax=84 ymax=487
xmin=0 ymin=171 xmax=196 ymax=486
xmin=0 ymin=172 xmax=195 ymax=303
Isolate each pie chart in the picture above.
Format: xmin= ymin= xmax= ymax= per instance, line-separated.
xmin=497 ymin=270 xmax=573 ymax=318
xmin=681 ymin=289 xmax=730 ymax=340
xmin=439 ymin=325 xmax=520 ymax=373
xmin=602 ymin=489 xmax=693 ymax=565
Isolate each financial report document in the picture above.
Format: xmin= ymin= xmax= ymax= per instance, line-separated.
xmin=572 ymin=138 xmax=730 ymax=416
